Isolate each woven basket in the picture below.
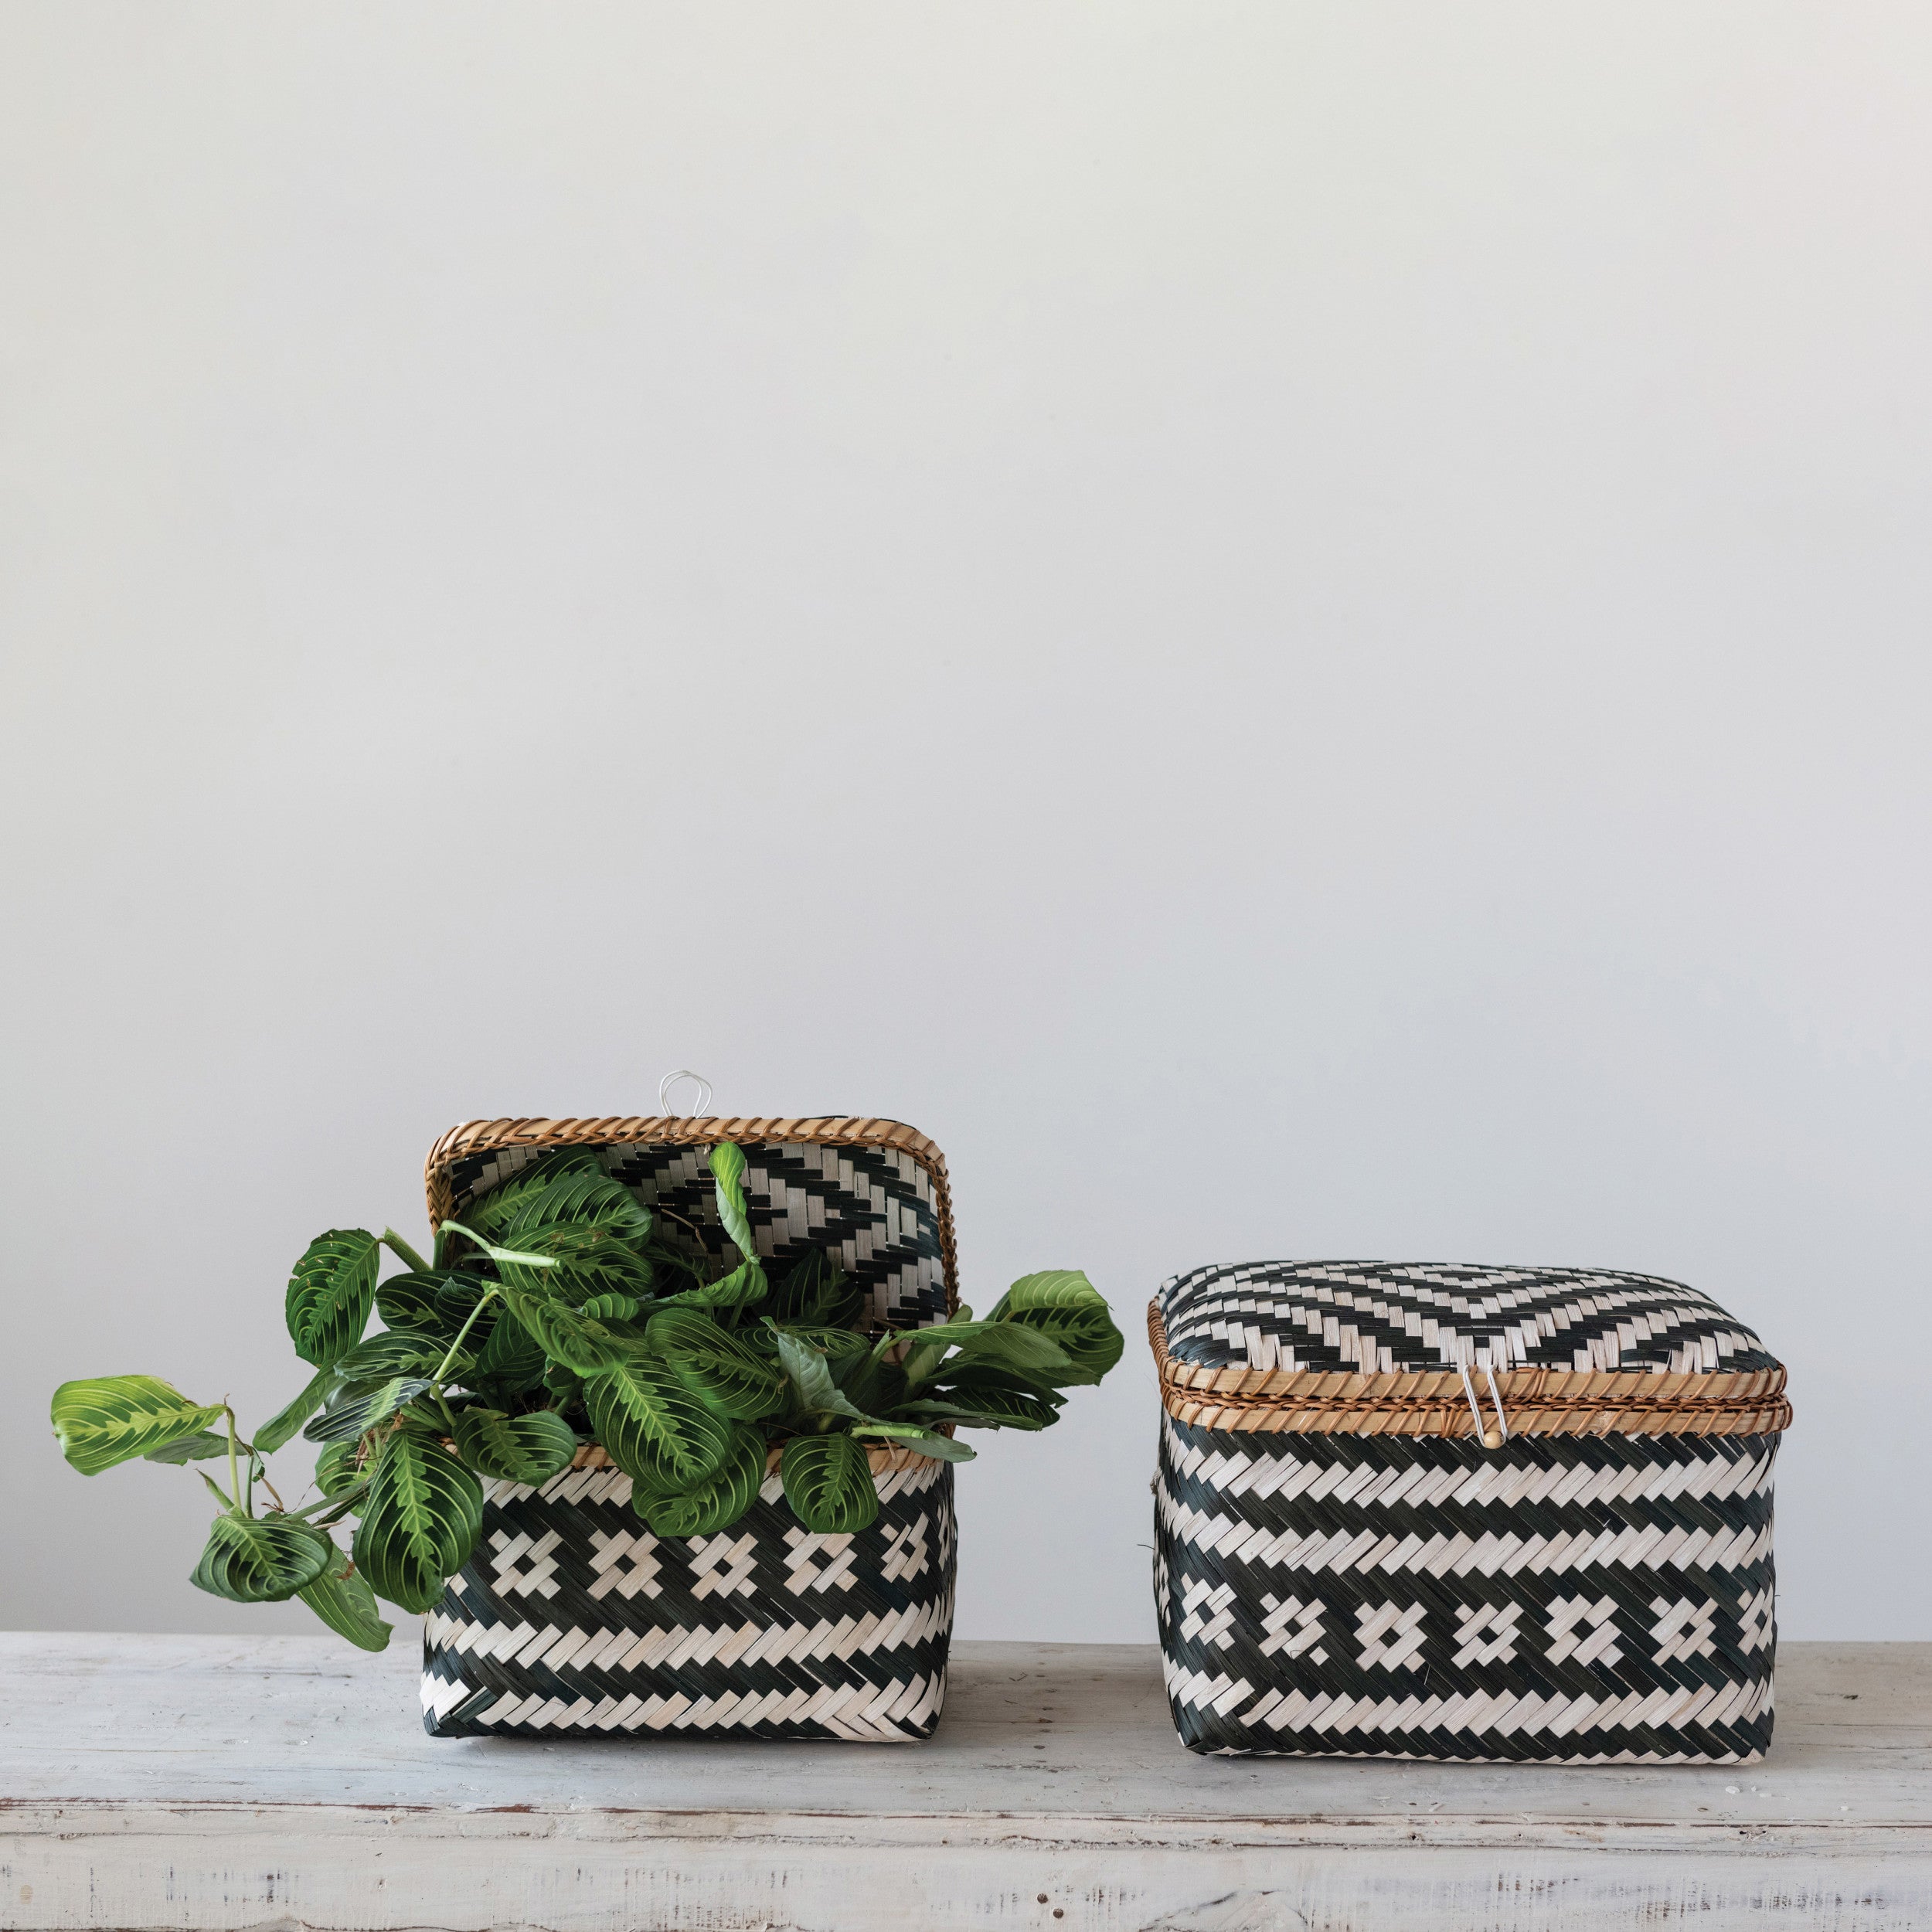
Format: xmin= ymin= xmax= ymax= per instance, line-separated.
xmin=1151 ymin=1262 xmax=1791 ymax=1764
xmin=419 ymin=1115 xmax=960 ymax=1742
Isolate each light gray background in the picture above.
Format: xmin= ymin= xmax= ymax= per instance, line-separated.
xmin=4 ymin=3 xmax=1928 ymax=1645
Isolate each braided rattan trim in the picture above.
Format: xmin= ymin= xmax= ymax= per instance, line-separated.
xmin=1148 ymin=1304 xmax=1792 ymax=1438
xmin=424 ymin=1115 xmax=957 ymax=1315
xmin=570 ymin=1441 xmax=944 ymax=1478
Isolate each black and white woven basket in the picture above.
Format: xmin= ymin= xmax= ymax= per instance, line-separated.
xmin=1151 ymin=1262 xmax=1791 ymax=1764
xmin=418 ymin=1114 xmax=961 ymax=1742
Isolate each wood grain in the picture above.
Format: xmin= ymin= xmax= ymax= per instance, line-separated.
xmin=2 ymin=1635 xmax=1927 ymax=1930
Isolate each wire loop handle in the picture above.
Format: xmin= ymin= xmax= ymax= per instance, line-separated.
xmin=1458 ymin=1360 xmax=1511 ymax=1451
xmin=657 ymin=1068 xmax=714 ymax=1117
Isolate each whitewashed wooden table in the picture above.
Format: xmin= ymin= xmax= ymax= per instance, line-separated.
xmin=0 ymin=1634 xmax=1926 ymax=1931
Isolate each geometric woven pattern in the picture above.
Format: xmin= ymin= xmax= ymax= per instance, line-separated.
xmin=423 ymin=1454 xmax=956 ymax=1740
xmin=1155 ymin=1417 xmax=1779 ymax=1762
xmin=1157 ymin=1260 xmax=1779 ymax=1376
xmin=441 ymin=1138 xmax=950 ymax=1331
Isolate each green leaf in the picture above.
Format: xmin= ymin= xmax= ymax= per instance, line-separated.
xmin=372 ymin=1275 xmax=487 ymax=1337
xmin=708 ymin=1141 xmax=759 ymax=1261
xmin=190 ymin=1512 xmax=335 ymax=1603
xmin=296 ymin=1543 xmax=392 ymax=1651
xmin=895 ymin=1385 xmax=1060 ymax=1430
xmin=772 ymin=1330 xmax=869 ymax=1421
xmin=851 ymin=1422 xmax=978 ymax=1462
xmin=480 ymin=1158 xmax=653 ymax=1249
xmin=451 ymin=1408 xmax=578 ymax=1486
xmin=580 ymin=1293 xmax=641 ymax=1321
xmin=51 ymin=1376 xmax=226 ymax=1476
xmin=650 ymin=1308 xmax=788 ymax=1420
xmin=141 ymin=1429 xmax=233 ymax=1464
xmin=492 ymin=1275 xmax=635 ymax=1375
xmin=459 ymin=1148 xmax=606 ymax=1238
xmin=286 ymin=1230 xmax=381 ymax=1369
xmin=943 ymin=1322 xmax=1074 ymax=1386
xmin=583 ymin=1355 xmax=731 ymax=1492
xmin=787 ymin=1323 xmax=872 ymax=1363
xmin=252 ymin=1367 xmax=335 ymax=1455
xmin=781 ymin=1433 xmax=879 ymax=1532
xmin=662 ymin=1256 xmax=767 ymax=1311
xmin=352 ymin=1433 xmax=483 ymax=1614
xmin=303 ymin=1376 xmax=434 ymax=1444
xmin=988 ymin=1270 xmax=1124 ymax=1385
xmin=333 ymin=1332 xmax=455 ymax=1382
xmin=473 ymin=1304 xmax=546 ymax=1386
xmin=515 ymin=1225 xmax=656 ymax=1304
xmin=374 ymin=1270 xmax=463 ymax=1335
xmin=315 ymin=1439 xmax=364 ymax=1499
xmin=638 ymin=1425 xmax=767 ymax=1536
xmin=768 ymin=1247 xmax=860 ymax=1325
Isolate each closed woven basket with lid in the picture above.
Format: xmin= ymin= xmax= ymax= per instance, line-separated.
xmin=419 ymin=1114 xmax=959 ymax=1742
xmin=1151 ymin=1261 xmax=1791 ymax=1763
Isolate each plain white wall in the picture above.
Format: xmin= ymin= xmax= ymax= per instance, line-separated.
xmin=3 ymin=2 xmax=1929 ymax=1648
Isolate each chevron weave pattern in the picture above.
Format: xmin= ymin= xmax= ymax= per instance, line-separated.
xmin=1158 ymin=1259 xmax=1779 ymax=1375
xmin=1153 ymin=1261 xmax=1786 ymax=1763
xmin=423 ymin=1453 xmax=955 ymax=1740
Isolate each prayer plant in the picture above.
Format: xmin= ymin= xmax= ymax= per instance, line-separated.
xmin=49 ymin=1145 xmax=1122 ymax=1651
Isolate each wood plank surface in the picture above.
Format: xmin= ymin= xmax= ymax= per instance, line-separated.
xmin=1 ymin=1634 xmax=1927 ymax=1930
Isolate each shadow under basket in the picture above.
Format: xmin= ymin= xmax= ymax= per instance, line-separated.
xmin=423 ymin=1444 xmax=956 ymax=1740
xmin=418 ymin=1112 xmax=963 ymax=1742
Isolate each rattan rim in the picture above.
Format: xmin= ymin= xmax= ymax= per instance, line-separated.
xmin=570 ymin=1442 xmax=943 ymax=1477
xmin=1148 ymin=1304 xmax=1791 ymax=1438
xmin=424 ymin=1114 xmax=957 ymax=1315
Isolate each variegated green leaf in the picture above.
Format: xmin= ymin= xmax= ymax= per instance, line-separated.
xmin=51 ymin=1376 xmax=226 ymax=1476
xmin=451 ymin=1407 xmax=578 ymax=1485
xmin=252 ymin=1366 xmax=334 ymax=1454
xmin=638 ymin=1425 xmax=767 ymax=1538
xmin=190 ymin=1512 xmax=334 ymax=1603
xmin=988 ymin=1270 xmax=1123 ymax=1385
xmin=781 ymin=1433 xmax=879 ymax=1532
xmin=296 ymin=1543 xmax=392 ymax=1651
xmin=352 ymin=1433 xmax=482 ymax=1614
xmin=302 ymin=1376 xmax=433 ymax=1444
xmin=286 ymin=1230 xmax=380 ymax=1368
xmin=583 ymin=1355 xmax=730 ymax=1493
xmin=708 ymin=1143 xmax=758 ymax=1260
xmin=662 ymin=1256 xmax=767 ymax=1311
xmin=142 ymin=1429 xmax=232 ymax=1464
xmin=650 ymin=1308 xmax=787 ymax=1420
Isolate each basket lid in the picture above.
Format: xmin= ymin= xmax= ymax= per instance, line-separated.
xmin=425 ymin=1114 xmax=957 ymax=1328
xmin=1151 ymin=1260 xmax=1789 ymax=1440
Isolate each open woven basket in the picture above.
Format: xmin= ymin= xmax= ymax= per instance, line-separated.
xmin=419 ymin=1114 xmax=962 ymax=1742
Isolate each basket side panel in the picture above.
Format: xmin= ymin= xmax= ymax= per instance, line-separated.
xmin=1154 ymin=1420 xmax=1777 ymax=1764
xmin=423 ymin=1461 xmax=956 ymax=1741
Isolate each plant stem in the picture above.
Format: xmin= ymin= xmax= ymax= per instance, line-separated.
xmin=430 ymin=1287 xmax=498 ymax=1392
xmin=380 ymin=1227 xmax=430 ymax=1274
xmin=290 ymin=1478 xmax=369 ymax=1521
xmin=223 ymin=1407 xmax=244 ymax=1517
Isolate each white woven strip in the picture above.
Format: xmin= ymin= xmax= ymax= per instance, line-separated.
xmin=1158 ymin=1482 xmax=1775 ymax=1580
xmin=1165 ymin=1423 xmax=1775 ymax=1512
xmin=437 ymin=1595 xmax=954 ymax=1726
